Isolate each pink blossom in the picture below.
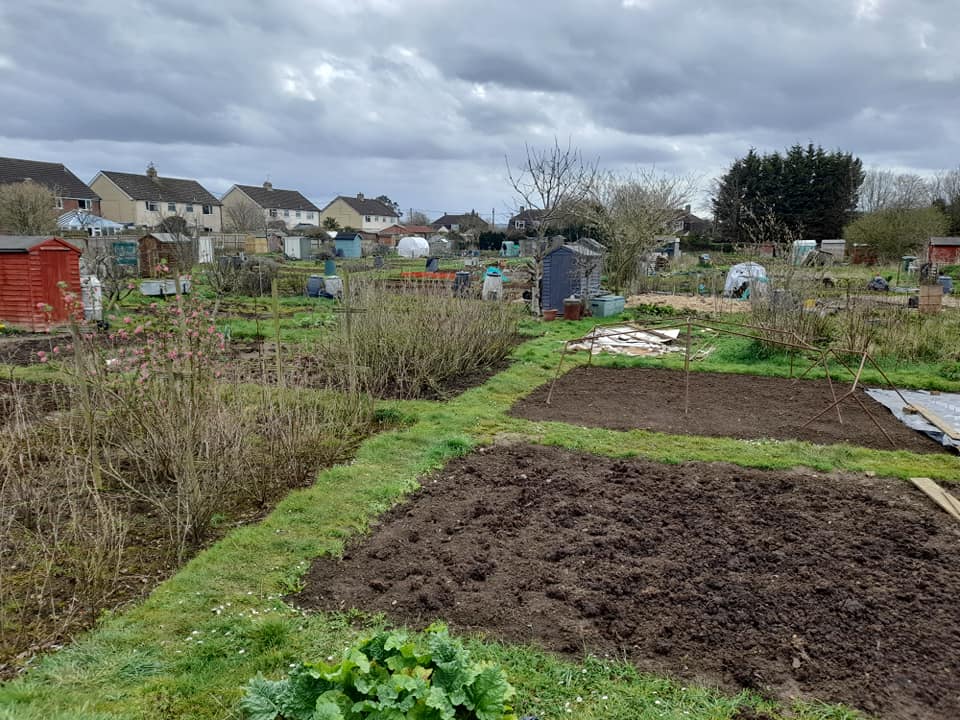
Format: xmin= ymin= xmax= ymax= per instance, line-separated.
xmin=123 ymin=316 xmax=132 ymax=324
xmin=52 ymin=346 xmax=60 ymax=354
xmin=133 ymin=326 xmax=144 ymax=335
xmin=36 ymin=350 xmax=47 ymax=359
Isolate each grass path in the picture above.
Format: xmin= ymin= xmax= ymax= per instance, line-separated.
xmin=3 ymin=320 xmax=954 ymax=719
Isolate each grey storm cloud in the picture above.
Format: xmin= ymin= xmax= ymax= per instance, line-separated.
xmin=2 ymin=0 xmax=960 ymax=215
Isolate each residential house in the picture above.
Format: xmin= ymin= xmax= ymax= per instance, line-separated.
xmin=0 ymin=156 xmax=100 ymax=214
xmin=221 ymin=181 xmax=319 ymax=231
xmin=431 ymin=210 xmax=489 ymax=233
xmin=506 ymin=207 xmax=544 ymax=234
xmin=672 ymin=205 xmax=711 ymax=237
xmin=319 ymin=193 xmax=400 ymax=233
xmin=89 ymin=164 xmax=222 ymax=232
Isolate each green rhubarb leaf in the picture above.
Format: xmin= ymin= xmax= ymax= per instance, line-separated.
xmin=239 ymin=675 xmax=286 ymax=720
xmin=464 ymin=665 xmax=515 ymax=720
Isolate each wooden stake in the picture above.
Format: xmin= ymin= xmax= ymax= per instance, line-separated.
xmin=910 ymin=477 xmax=960 ymax=522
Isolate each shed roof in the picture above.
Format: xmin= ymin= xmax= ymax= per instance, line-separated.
xmin=0 ymin=157 xmax=99 ymax=200
xmin=930 ymin=237 xmax=960 ymax=247
xmin=99 ymin=170 xmax=221 ymax=205
xmin=233 ymin=184 xmax=319 ymax=212
xmin=139 ymin=232 xmax=192 ymax=244
xmin=334 ymin=232 xmax=362 ymax=241
xmin=0 ymin=235 xmax=79 ymax=253
xmin=546 ymin=240 xmax=603 ymax=258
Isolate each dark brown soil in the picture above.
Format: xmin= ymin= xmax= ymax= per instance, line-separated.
xmin=0 ymin=334 xmax=71 ymax=366
xmin=296 ymin=444 xmax=960 ymax=720
xmin=511 ymin=366 xmax=947 ymax=453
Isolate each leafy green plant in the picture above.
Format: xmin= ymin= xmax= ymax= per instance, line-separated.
xmin=241 ymin=624 xmax=517 ymax=720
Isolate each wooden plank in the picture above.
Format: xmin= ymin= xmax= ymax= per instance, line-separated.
xmin=912 ymin=404 xmax=960 ymax=441
xmin=910 ymin=477 xmax=960 ymax=522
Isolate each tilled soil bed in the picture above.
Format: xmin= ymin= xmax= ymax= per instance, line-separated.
xmin=511 ymin=366 xmax=947 ymax=453
xmin=297 ymin=444 xmax=960 ymax=720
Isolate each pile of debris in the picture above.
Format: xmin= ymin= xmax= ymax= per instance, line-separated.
xmin=567 ymin=325 xmax=681 ymax=357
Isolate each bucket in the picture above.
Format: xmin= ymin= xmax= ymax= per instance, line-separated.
xmin=563 ymin=298 xmax=582 ymax=321
xmin=937 ymin=275 xmax=954 ymax=294
xmin=543 ymin=308 xmax=557 ymax=321
xmin=324 ymin=259 xmax=336 ymax=276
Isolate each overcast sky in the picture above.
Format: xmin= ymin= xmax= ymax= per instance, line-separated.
xmin=1 ymin=0 xmax=958 ymax=219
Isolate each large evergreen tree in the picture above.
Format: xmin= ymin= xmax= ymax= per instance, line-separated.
xmin=712 ymin=144 xmax=864 ymax=243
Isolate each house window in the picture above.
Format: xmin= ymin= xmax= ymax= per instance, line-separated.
xmin=202 ymin=204 xmax=212 ymax=215
xmin=269 ymin=208 xmax=277 ymax=217
xmin=77 ymin=199 xmax=92 ymax=210
xmin=295 ymin=210 xmax=301 ymax=218
xmin=186 ymin=204 xmax=194 ymax=213
xmin=55 ymin=197 xmax=64 ymax=209
xmin=146 ymin=201 xmax=158 ymax=211
xmin=283 ymin=209 xmax=290 ymax=217
xmin=515 ymin=220 xmax=526 ymax=230
xmin=306 ymin=212 xmax=314 ymax=219
xmin=365 ymin=216 xmax=371 ymax=222
xmin=167 ymin=202 xmax=176 ymax=212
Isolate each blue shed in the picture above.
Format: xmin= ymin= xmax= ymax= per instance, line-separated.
xmin=334 ymin=232 xmax=362 ymax=258
xmin=540 ymin=240 xmax=603 ymax=313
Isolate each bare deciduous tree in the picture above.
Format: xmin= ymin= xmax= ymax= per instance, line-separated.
xmin=587 ymin=169 xmax=697 ymax=294
xmin=506 ymin=139 xmax=598 ymax=314
xmin=0 ymin=180 xmax=58 ymax=235
xmin=859 ymin=169 xmax=932 ymax=212
xmin=406 ymin=209 xmax=431 ymax=226
xmin=223 ymin=197 xmax=265 ymax=232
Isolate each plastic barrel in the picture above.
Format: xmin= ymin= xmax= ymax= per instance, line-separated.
xmin=306 ymin=275 xmax=323 ymax=297
xmin=426 ymin=257 xmax=439 ymax=272
xmin=324 ymin=259 xmax=336 ymax=276
xmin=938 ymin=275 xmax=954 ymax=294
xmin=453 ymin=271 xmax=471 ymax=294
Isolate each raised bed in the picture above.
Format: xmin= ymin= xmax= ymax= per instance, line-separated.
xmin=296 ymin=444 xmax=960 ymax=719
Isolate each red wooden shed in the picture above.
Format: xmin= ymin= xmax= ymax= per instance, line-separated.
xmin=928 ymin=237 xmax=960 ymax=265
xmin=0 ymin=236 xmax=82 ymax=330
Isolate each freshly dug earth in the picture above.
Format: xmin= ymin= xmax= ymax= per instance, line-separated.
xmin=511 ymin=366 xmax=946 ymax=453
xmin=0 ymin=335 xmax=70 ymax=366
xmin=297 ymin=444 xmax=960 ymax=720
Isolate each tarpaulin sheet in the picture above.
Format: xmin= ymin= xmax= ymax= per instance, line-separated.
xmin=865 ymin=389 xmax=960 ymax=451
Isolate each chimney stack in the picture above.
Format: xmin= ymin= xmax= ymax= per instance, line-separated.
xmin=263 ymin=180 xmax=273 ymax=191
xmin=684 ymin=204 xmax=691 ymax=214
xmin=356 ymin=192 xmax=364 ymax=201
xmin=146 ymin=163 xmax=158 ymax=180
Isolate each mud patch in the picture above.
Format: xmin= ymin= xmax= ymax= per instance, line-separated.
xmin=510 ymin=366 xmax=946 ymax=453
xmin=297 ymin=444 xmax=960 ymax=719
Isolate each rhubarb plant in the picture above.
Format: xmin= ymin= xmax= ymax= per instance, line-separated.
xmin=241 ymin=624 xmax=517 ymax=720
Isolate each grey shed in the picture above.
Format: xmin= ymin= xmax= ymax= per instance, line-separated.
xmin=540 ymin=240 xmax=604 ymax=313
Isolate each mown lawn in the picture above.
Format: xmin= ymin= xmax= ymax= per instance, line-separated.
xmin=1 ymin=315 xmax=954 ymax=720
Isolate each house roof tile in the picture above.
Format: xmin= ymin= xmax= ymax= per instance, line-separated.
xmin=234 ymin=184 xmax=319 ymax=212
xmin=330 ymin=195 xmax=399 ymax=218
xmin=100 ymin=170 xmax=221 ymax=205
xmin=0 ymin=157 xmax=99 ymax=200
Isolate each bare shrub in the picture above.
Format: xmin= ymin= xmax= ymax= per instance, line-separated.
xmin=316 ymin=280 xmax=521 ymax=399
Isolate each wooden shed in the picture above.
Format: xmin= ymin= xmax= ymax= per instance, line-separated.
xmin=138 ymin=233 xmax=195 ymax=277
xmin=334 ymin=232 xmax=363 ymax=259
xmin=928 ymin=237 xmax=960 ymax=265
xmin=0 ymin=235 xmax=82 ymax=329
xmin=540 ymin=240 xmax=603 ymax=313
